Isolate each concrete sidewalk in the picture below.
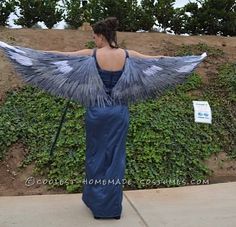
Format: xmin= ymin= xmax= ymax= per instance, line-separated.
xmin=0 ymin=182 xmax=236 ymax=227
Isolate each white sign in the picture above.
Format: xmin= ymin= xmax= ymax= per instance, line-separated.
xmin=193 ymin=101 xmax=212 ymax=124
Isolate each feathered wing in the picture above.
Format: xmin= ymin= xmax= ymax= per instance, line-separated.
xmin=0 ymin=41 xmax=112 ymax=107
xmin=111 ymin=53 xmax=207 ymax=105
xmin=0 ymin=41 xmax=207 ymax=107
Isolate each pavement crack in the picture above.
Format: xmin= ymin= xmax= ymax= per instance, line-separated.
xmin=124 ymin=192 xmax=149 ymax=227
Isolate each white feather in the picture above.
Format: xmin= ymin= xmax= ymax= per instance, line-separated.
xmin=53 ymin=60 xmax=73 ymax=73
xmin=0 ymin=41 xmax=26 ymax=54
xmin=9 ymin=51 xmax=33 ymax=66
xmin=176 ymin=63 xmax=198 ymax=73
xmin=201 ymin=52 xmax=207 ymax=59
xmin=143 ymin=65 xmax=163 ymax=76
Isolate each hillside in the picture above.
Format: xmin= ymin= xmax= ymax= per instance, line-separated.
xmin=0 ymin=28 xmax=235 ymax=196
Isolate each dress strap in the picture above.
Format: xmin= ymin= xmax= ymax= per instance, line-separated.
xmin=124 ymin=49 xmax=129 ymax=58
xmin=93 ymin=48 xmax=101 ymax=69
xmin=92 ymin=48 xmax=97 ymax=57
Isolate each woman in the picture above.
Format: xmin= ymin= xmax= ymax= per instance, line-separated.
xmin=83 ymin=17 xmax=135 ymax=220
xmin=81 ymin=17 xmax=169 ymax=220
xmin=0 ymin=16 xmax=207 ymax=220
xmin=82 ymin=18 xmax=128 ymax=220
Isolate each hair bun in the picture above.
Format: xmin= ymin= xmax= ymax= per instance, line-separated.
xmin=104 ymin=17 xmax=119 ymax=31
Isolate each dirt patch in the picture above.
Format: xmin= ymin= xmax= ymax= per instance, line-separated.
xmin=204 ymin=152 xmax=236 ymax=184
xmin=0 ymin=142 xmax=67 ymax=196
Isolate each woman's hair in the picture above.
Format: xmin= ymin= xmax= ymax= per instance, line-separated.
xmin=92 ymin=17 xmax=119 ymax=48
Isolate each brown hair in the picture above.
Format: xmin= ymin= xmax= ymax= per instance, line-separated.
xmin=92 ymin=17 xmax=119 ymax=48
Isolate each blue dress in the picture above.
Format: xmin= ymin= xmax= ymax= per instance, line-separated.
xmin=82 ymin=48 xmax=130 ymax=218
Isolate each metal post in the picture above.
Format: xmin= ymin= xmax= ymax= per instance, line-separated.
xmin=49 ymin=100 xmax=71 ymax=158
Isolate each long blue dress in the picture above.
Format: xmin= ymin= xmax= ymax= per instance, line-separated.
xmin=82 ymin=48 xmax=130 ymax=219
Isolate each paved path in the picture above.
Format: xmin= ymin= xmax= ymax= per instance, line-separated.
xmin=0 ymin=182 xmax=236 ymax=227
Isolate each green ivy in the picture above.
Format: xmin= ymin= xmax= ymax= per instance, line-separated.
xmin=84 ymin=40 xmax=96 ymax=49
xmin=175 ymin=42 xmax=224 ymax=59
xmin=217 ymin=63 xmax=236 ymax=103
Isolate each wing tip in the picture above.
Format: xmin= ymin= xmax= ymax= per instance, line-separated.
xmin=201 ymin=52 xmax=207 ymax=59
xmin=0 ymin=41 xmax=9 ymax=48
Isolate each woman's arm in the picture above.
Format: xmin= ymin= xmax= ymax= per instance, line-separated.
xmin=128 ymin=50 xmax=165 ymax=58
xmin=44 ymin=49 xmax=93 ymax=56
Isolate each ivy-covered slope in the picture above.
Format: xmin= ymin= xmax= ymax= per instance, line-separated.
xmin=0 ymin=43 xmax=235 ymax=192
